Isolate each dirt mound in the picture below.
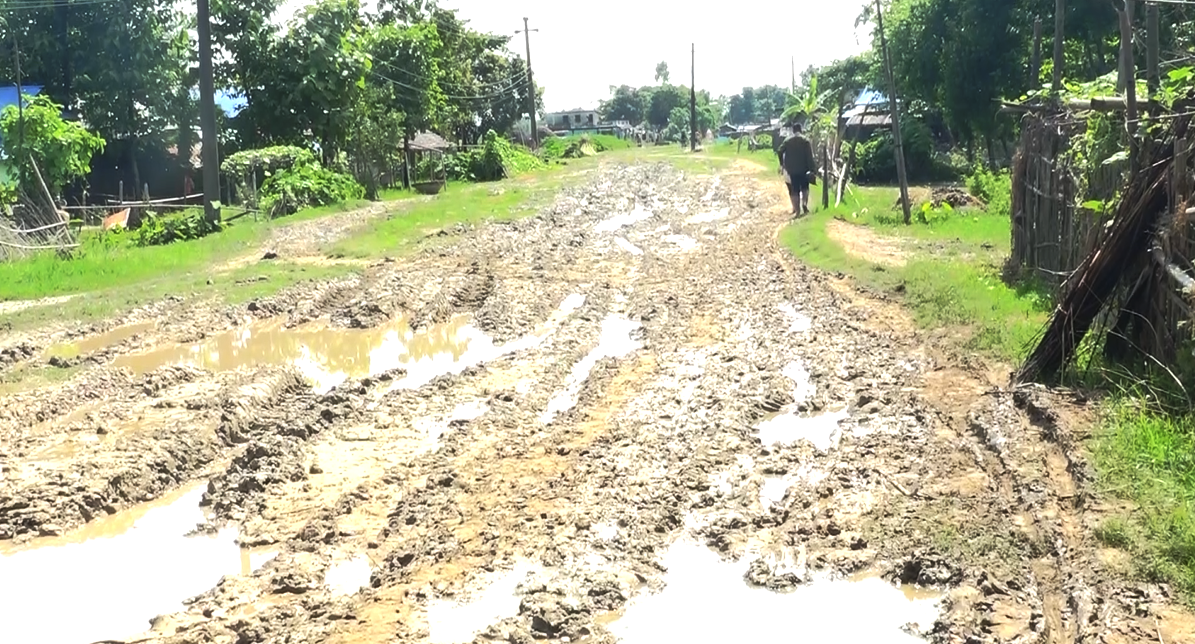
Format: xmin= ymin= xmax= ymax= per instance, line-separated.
xmin=931 ymin=186 xmax=984 ymax=208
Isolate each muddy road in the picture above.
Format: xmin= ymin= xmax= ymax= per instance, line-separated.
xmin=0 ymin=159 xmax=1189 ymax=644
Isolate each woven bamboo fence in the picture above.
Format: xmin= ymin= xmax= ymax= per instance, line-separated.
xmin=1008 ymin=115 xmax=1126 ymax=285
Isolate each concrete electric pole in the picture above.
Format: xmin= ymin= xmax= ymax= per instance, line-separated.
xmin=690 ymin=43 xmax=697 ymax=152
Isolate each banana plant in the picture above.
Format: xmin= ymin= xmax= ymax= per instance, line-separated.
xmin=781 ymin=74 xmax=835 ymax=132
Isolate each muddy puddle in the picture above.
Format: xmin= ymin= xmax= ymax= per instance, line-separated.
xmin=0 ymin=484 xmax=274 ymax=644
xmin=757 ymin=408 xmax=851 ymax=451
xmin=45 ymin=320 xmax=157 ymax=359
xmin=111 ymin=316 xmax=480 ymax=394
xmin=595 ymin=204 xmax=653 ymax=233
xmin=540 ymin=315 xmax=642 ymax=424
xmin=326 ymin=554 xmax=373 ymax=596
xmin=607 ymin=540 xmax=940 ymax=643
xmin=427 ymin=562 xmax=539 ymax=644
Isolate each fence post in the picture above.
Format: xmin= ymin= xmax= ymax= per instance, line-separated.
xmin=1031 ymin=17 xmax=1043 ymax=88
xmin=118 ymin=180 xmax=124 ymax=204
xmin=821 ymin=143 xmax=829 ymax=209
xmin=1119 ymin=4 xmax=1138 ymax=174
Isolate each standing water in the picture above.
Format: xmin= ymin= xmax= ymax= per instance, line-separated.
xmin=0 ymin=485 xmax=272 ymax=644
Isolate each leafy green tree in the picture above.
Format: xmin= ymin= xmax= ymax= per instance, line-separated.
xmin=648 ymin=84 xmax=687 ymax=130
xmin=600 ymin=85 xmax=649 ymax=125
xmin=0 ymin=94 xmax=105 ymax=197
xmin=655 ymin=61 xmax=670 ymax=84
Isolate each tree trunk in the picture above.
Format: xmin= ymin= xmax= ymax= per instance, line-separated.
xmin=985 ymin=134 xmax=996 ymax=170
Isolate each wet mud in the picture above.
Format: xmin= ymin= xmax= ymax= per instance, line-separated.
xmin=0 ymin=160 xmax=1191 ymax=644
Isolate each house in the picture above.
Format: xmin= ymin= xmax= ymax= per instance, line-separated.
xmin=0 ymin=85 xmax=45 ymax=184
xmin=545 ymin=108 xmax=599 ymax=132
xmin=840 ymin=88 xmax=893 ymax=140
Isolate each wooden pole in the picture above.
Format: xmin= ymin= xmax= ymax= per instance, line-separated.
xmin=518 ymin=18 xmax=539 ymax=149
xmin=821 ymin=143 xmax=829 ymax=209
xmin=1031 ymin=17 xmax=1043 ymax=88
xmin=690 ymin=43 xmax=697 ymax=152
xmin=874 ymin=0 xmax=911 ymax=224
xmin=1146 ymin=3 xmax=1160 ymax=100
xmin=1119 ymin=5 xmax=1138 ymax=173
xmin=1053 ymin=0 xmax=1066 ymax=95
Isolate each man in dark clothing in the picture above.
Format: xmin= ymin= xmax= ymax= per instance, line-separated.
xmin=778 ymin=122 xmax=817 ymax=216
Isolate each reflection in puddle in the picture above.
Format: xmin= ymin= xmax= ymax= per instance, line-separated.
xmin=112 ymin=316 xmax=476 ymax=394
xmin=0 ymin=485 xmax=271 ymax=644
xmin=594 ymin=204 xmax=653 ymax=233
xmin=778 ymin=302 xmax=813 ymax=333
xmin=113 ymin=294 xmax=587 ymax=396
xmin=782 ymin=360 xmax=815 ymax=403
xmin=326 ymin=554 xmax=372 ymax=596
xmin=614 ymin=237 xmax=644 ymax=256
xmin=760 ymin=476 xmax=792 ymax=510
xmin=757 ymin=408 xmax=850 ymax=451
xmin=427 ymin=562 xmax=538 ymax=644
xmin=608 ymin=540 xmax=940 ymax=643
xmin=540 ymin=315 xmax=642 ymax=424
xmin=685 ymin=207 xmax=730 ymax=224
xmin=45 ymin=320 xmax=157 ymax=359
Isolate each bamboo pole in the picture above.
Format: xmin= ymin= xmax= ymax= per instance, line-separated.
xmin=1119 ymin=5 xmax=1138 ymax=174
xmin=821 ymin=143 xmax=829 ymax=209
xmin=1053 ymin=0 xmax=1066 ymax=95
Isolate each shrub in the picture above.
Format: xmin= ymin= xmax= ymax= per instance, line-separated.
xmin=132 ymin=208 xmax=225 ymax=247
xmin=850 ymin=119 xmax=935 ymax=184
xmin=258 ymin=163 xmax=364 ymax=219
xmin=446 ymin=130 xmax=545 ymax=182
xmin=965 ymin=166 xmax=1013 ymax=216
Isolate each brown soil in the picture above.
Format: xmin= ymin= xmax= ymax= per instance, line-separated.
xmin=827 ymin=219 xmax=907 ymax=267
xmin=0 ymin=159 xmax=1189 ymax=644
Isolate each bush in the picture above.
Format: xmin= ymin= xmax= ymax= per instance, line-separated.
xmin=132 ymin=208 xmax=225 ymax=247
xmin=259 ymin=162 xmax=364 ymax=219
xmin=965 ymin=166 xmax=1013 ymax=216
xmin=446 ymin=130 xmax=544 ymax=182
xmin=850 ymin=120 xmax=935 ymax=184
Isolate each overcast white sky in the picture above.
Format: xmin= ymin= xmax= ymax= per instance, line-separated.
xmin=276 ymin=0 xmax=872 ymax=111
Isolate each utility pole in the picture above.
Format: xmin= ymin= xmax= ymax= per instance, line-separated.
xmin=1146 ymin=2 xmax=1160 ymax=100
xmin=1031 ymin=17 xmax=1042 ymax=88
xmin=12 ymin=31 xmax=23 ymax=175
xmin=197 ymin=0 xmax=220 ymax=223
xmin=516 ymin=18 xmax=539 ymax=149
xmin=791 ymin=56 xmax=796 ymax=92
xmin=874 ymin=0 xmax=911 ymax=225
xmin=690 ymin=43 xmax=697 ymax=152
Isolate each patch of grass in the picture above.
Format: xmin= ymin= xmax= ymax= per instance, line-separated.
xmin=0 ymin=361 xmax=81 ymax=395
xmin=778 ymin=184 xmax=1048 ymax=363
xmin=329 ymin=157 xmax=594 ymax=259
xmin=1092 ymin=403 xmax=1195 ymax=601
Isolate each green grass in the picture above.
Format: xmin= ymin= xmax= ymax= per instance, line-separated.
xmin=777 ymin=184 xmax=1050 ymax=363
xmin=1093 ymin=403 xmax=1195 ymax=601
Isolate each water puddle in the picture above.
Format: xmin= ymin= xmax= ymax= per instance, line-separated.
xmin=757 ymin=408 xmax=850 ymax=451
xmin=608 ymin=540 xmax=940 ymax=643
xmin=685 ymin=207 xmax=730 ymax=224
xmin=699 ymin=177 xmax=722 ymax=202
xmin=0 ymin=485 xmax=272 ymax=644
xmin=782 ymin=360 xmax=815 ymax=403
xmin=614 ymin=237 xmax=644 ymax=256
xmin=427 ymin=562 xmax=538 ymax=644
xmin=778 ymin=302 xmax=813 ymax=333
xmin=594 ymin=204 xmax=653 ymax=233
xmin=760 ymin=476 xmax=792 ymax=510
xmin=540 ymin=315 xmax=642 ymax=424
xmin=113 ymin=295 xmax=586 ymax=396
xmin=45 ymin=320 xmax=157 ymax=359
xmin=326 ymin=554 xmax=372 ymax=596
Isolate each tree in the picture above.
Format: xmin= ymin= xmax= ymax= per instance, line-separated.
xmin=600 ymin=85 xmax=649 ymax=125
xmin=0 ymin=94 xmax=105 ymax=198
xmin=655 ymin=61 xmax=670 ymax=84
xmin=648 ymin=84 xmax=687 ymax=129
xmin=782 ymin=74 xmax=835 ymax=131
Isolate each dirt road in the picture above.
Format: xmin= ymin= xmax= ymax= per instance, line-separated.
xmin=0 ymin=159 xmax=1190 ymax=644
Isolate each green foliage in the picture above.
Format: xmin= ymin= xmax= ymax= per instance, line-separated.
xmin=0 ymin=95 xmax=105 ymax=197
xmin=447 ymin=131 xmax=543 ymax=182
xmin=782 ymin=74 xmax=835 ymax=132
xmin=221 ymin=145 xmax=316 ymax=176
xmin=914 ymin=201 xmax=954 ymax=224
xmin=1093 ymin=404 xmax=1195 ymax=600
xmin=259 ymin=162 xmax=364 ymax=218
xmin=965 ymin=166 xmax=1012 ymax=216
xmin=132 ymin=209 xmax=226 ymax=247
xmin=849 ymin=119 xmax=935 ymax=184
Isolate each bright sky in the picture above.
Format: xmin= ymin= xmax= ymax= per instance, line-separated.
xmin=276 ymin=0 xmax=872 ymax=112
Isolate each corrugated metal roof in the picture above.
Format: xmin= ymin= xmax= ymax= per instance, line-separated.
xmin=0 ymin=85 xmax=43 ymax=114
xmin=409 ymin=131 xmax=452 ymax=152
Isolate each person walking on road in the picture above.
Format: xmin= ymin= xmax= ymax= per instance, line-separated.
xmin=778 ymin=122 xmax=817 ymax=216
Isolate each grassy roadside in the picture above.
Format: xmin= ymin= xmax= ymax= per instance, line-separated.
xmin=1092 ymin=401 xmax=1195 ymax=600
xmin=774 ymin=181 xmax=1049 ymax=363
xmin=1 ymin=152 xmax=603 ymax=331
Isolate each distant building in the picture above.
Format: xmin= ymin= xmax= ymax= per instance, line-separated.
xmin=545 ymin=108 xmax=599 ymax=131
xmin=840 ymin=88 xmax=893 ymax=140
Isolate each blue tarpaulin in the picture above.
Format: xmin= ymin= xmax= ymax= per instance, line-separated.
xmin=0 ymin=85 xmax=43 ymax=115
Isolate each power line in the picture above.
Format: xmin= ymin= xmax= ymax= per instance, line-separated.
xmin=0 ymin=0 xmax=120 ymax=10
